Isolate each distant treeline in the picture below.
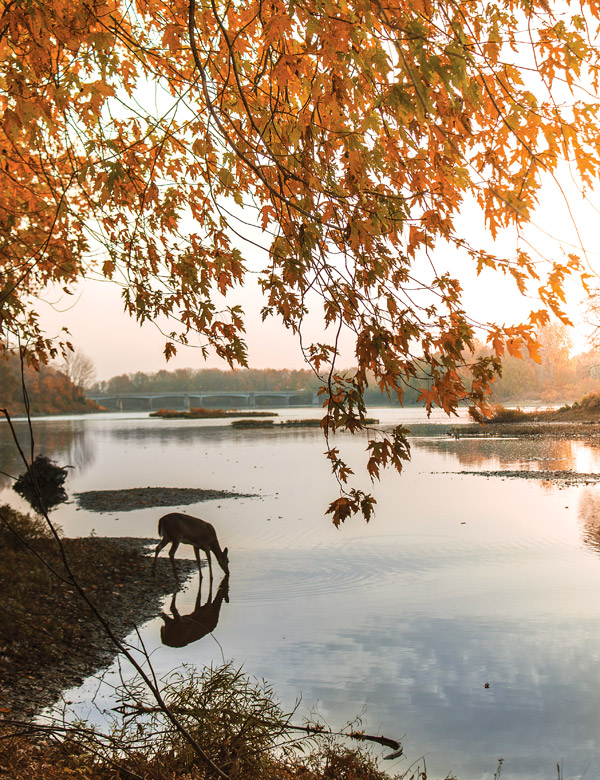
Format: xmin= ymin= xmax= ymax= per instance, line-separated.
xmin=0 ymin=354 xmax=99 ymax=416
xmin=4 ymin=321 xmax=597 ymax=418
xmin=91 ymin=367 xmax=426 ymax=405
xmin=472 ymin=324 xmax=600 ymax=404
xmin=485 ymin=349 xmax=599 ymax=403
xmin=90 ymin=325 xmax=600 ymax=408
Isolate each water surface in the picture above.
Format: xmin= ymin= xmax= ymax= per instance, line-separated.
xmin=2 ymin=409 xmax=600 ymax=779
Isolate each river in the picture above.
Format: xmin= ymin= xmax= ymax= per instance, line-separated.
xmin=2 ymin=407 xmax=600 ymax=780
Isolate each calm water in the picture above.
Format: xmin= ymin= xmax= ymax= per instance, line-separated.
xmin=2 ymin=408 xmax=600 ymax=779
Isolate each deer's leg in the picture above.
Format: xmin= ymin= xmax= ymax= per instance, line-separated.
xmin=194 ymin=546 xmax=202 ymax=577
xmin=194 ymin=578 xmax=204 ymax=611
xmin=207 ymin=550 xmax=214 ymax=580
xmin=153 ymin=537 xmax=169 ymax=573
xmin=169 ymin=592 xmax=181 ymax=618
xmin=168 ymin=541 xmax=180 ymax=580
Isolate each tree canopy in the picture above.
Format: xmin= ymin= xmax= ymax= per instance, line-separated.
xmin=2 ymin=0 xmax=600 ymax=521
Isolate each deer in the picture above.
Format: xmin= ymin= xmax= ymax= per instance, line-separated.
xmin=160 ymin=575 xmax=229 ymax=648
xmin=152 ymin=512 xmax=229 ymax=581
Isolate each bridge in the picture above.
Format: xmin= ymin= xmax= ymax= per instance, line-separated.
xmin=87 ymin=389 xmax=319 ymax=411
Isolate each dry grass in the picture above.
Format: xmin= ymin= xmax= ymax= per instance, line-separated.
xmin=0 ymin=664 xmax=401 ymax=780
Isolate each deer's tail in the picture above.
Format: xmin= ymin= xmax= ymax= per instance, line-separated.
xmin=158 ymin=516 xmax=164 ymax=536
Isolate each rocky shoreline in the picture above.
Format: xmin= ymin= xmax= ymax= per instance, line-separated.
xmin=0 ymin=535 xmax=196 ymax=721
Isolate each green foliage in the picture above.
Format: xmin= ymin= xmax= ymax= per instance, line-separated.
xmin=93 ymin=368 xmax=322 ymax=395
xmin=93 ymin=367 xmax=428 ymax=407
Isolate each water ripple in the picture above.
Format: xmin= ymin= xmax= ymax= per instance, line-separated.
xmin=229 ymin=534 xmax=573 ymax=604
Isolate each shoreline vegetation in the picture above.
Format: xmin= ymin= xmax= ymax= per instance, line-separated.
xmin=88 ymin=342 xmax=600 ymax=410
xmin=231 ymin=417 xmax=380 ymax=428
xmin=0 ymin=354 xmax=102 ymax=417
xmin=146 ymin=409 xmax=380 ymax=427
xmin=471 ymin=401 xmax=600 ymax=424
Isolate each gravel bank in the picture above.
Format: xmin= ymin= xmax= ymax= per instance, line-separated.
xmin=75 ymin=486 xmax=257 ymax=512
xmin=0 ymin=535 xmax=196 ymax=720
xmin=442 ymin=469 xmax=600 ymax=486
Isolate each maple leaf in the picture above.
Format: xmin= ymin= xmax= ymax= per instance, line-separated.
xmin=164 ymin=342 xmax=177 ymax=361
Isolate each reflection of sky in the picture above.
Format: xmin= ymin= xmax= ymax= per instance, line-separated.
xmin=5 ymin=411 xmax=600 ymax=779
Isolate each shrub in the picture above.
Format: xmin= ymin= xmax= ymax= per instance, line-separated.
xmin=13 ymin=454 xmax=69 ymax=513
xmin=0 ymin=504 xmax=59 ymax=548
xmin=467 ymin=406 xmax=488 ymax=424
xmin=488 ymin=405 xmax=527 ymax=423
xmin=104 ymin=664 xmax=398 ymax=780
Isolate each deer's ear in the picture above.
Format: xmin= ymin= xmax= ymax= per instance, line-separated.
xmin=223 ymin=547 xmax=228 ymax=556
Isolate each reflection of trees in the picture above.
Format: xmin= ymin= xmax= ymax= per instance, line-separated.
xmin=414 ymin=437 xmax=575 ymax=471
xmin=0 ymin=420 xmax=96 ymax=492
xmin=577 ymin=489 xmax=600 ymax=555
xmin=109 ymin=424 xmax=322 ymax=446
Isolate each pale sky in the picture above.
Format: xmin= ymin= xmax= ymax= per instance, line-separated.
xmin=35 ymin=169 xmax=600 ymax=382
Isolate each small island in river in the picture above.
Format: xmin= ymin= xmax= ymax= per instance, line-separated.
xmin=75 ymin=486 xmax=257 ymax=512
xmin=149 ymin=407 xmax=278 ymax=419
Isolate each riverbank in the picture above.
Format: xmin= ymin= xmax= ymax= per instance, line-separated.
xmin=0 ymin=506 xmax=196 ymax=719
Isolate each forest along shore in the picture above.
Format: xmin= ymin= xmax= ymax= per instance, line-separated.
xmin=0 ymin=509 xmax=196 ymax=720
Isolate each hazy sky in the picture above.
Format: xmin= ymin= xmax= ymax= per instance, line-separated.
xmin=35 ymin=171 xmax=600 ymax=382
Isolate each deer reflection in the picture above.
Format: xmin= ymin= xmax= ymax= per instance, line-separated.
xmin=160 ymin=574 xmax=229 ymax=648
xmin=578 ymin=488 xmax=600 ymax=555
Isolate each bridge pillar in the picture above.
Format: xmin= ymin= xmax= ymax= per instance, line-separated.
xmin=184 ymin=395 xmax=190 ymax=410
xmin=248 ymin=393 xmax=255 ymax=407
